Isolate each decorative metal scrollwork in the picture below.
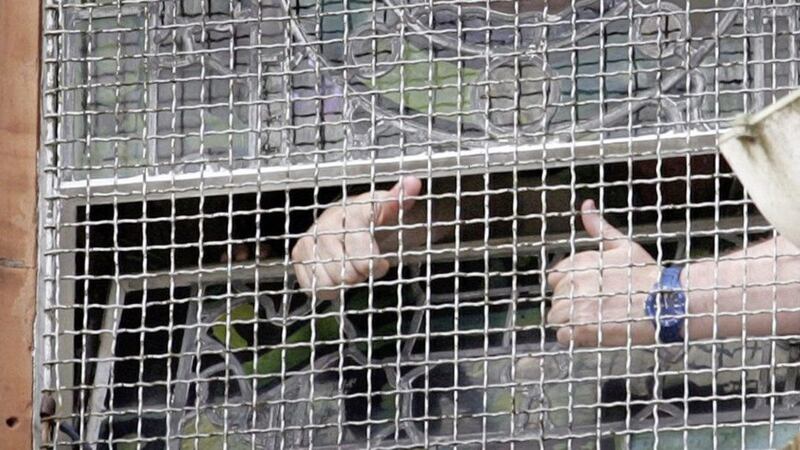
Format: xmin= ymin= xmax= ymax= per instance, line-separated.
xmin=62 ymin=0 xmax=785 ymax=177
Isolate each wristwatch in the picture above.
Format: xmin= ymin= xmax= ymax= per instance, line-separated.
xmin=644 ymin=265 xmax=686 ymax=343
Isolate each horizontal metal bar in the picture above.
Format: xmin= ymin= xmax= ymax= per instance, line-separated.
xmin=54 ymin=129 xmax=720 ymax=205
xmin=112 ymin=211 xmax=768 ymax=292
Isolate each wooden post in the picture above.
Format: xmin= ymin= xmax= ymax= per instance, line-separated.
xmin=0 ymin=0 xmax=41 ymax=448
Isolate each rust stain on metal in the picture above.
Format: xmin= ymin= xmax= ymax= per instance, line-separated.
xmin=0 ymin=0 xmax=41 ymax=448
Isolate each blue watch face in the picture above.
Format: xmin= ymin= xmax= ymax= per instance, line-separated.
xmin=660 ymin=291 xmax=684 ymax=325
xmin=646 ymin=266 xmax=687 ymax=343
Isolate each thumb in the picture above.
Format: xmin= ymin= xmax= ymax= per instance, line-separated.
xmin=375 ymin=176 xmax=422 ymax=226
xmin=580 ymin=199 xmax=627 ymax=249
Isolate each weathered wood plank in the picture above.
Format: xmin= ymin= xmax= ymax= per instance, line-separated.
xmin=0 ymin=0 xmax=41 ymax=448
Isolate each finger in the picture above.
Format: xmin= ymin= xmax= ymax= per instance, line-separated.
xmin=343 ymin=232 xmax=390 ymax=282
xmin=306 ymin=267 xmax=337 ymax=301
xmin=597 ymin=323 xmax=639 ymax=347
xmin=546 ymin=250 xmax=601 ymax=289
xmin=573 ymin=325 xmax=599 ymax=347
xmin=374 ymin=176 xmax=423 ymax=227
xmin=581 ymin=199 xmax=628 ymax=250
xmin=546 ymin=257 xmax=568 ymax=290
xmin=558 ymin=325 xmax=600 ymax=347
xmin=346 ymin=256 xmax=391 ymax=285
xmin=292 ymin=260 xmax=311 ymax=291
xmin=555 ymin=273 xmax=602 ymax=297
xmin=291 ymin=235 xmax=346 ymax=301
xmin=552 ymin=276 xmax=573 ymax=300
xmin=292 ymin=255 xmax=337 ymax=302
xmin=550 ymin=284 xmax=600 ymax=327
xmin=316 ymin=235 xmax=356 ymax=289
xmin=556 ymin=327 xmax=572 ymax=346
xmin=546 ymin=300 xmax=570 ymax=325
xmin=349 ymin=253 xmax=391 ymax=282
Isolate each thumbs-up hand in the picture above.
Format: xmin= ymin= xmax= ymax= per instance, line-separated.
xmin=546 ymin=200 xmax=660 ymax=347
xmin=292 ymin=177 xmax=423 ymax=301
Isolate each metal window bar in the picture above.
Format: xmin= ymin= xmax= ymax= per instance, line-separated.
xmin=37 ymin=0 xmax=800 ymax=449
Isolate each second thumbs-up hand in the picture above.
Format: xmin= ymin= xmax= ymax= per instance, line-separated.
xmin=546 ymin=200 xmax=662 ymax=347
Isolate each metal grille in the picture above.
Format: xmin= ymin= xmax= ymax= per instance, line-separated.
xmin=38 ymin=0 xmax=800 ymax=448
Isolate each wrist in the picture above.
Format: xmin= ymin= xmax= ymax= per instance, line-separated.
xmin=680 ymin=261 xmax=714 ymax=340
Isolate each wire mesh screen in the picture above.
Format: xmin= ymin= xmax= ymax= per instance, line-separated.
xmin=38 ymin=0 xmax=800 ymax=448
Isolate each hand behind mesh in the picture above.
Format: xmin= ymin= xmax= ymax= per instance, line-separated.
xmin=291 ymin=177 xmax=422 ymax=301
xmin=292 ymin=178 xmax=660 ymax=346
xmin=546 ymin=199 xmax=659 ymax=347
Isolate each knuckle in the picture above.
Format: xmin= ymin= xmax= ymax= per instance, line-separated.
xmin=319 ymin=267 xmax=342 ymax=291
xmin=300 ymin=264 xmax=334 ymax=293
xmin=342 ymin=266 xmax=364 ymax=286
xmin=353 ymin=195 xmax=381 ymax=220
xmin=350 ymin=257 xmax=378 ymax=278
xmin=555 ymin=276 xmax=582 ymax=295
xmin=319 ymin=211 xmax=347 ymax=233
xmin=566 ymin=272 xmax=583 ymax=285
xmin=373 ymin=257 xmax=391 ymax=278
xmin=320 ymin=236 xmax=343 ymax=257
xmin=556 ymin=328 xmax=571 ymax=346
xmin=349 ymin=258 xmax=368 ymax=276
xmin=546 ymin=306 xmax=560 ymax=324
